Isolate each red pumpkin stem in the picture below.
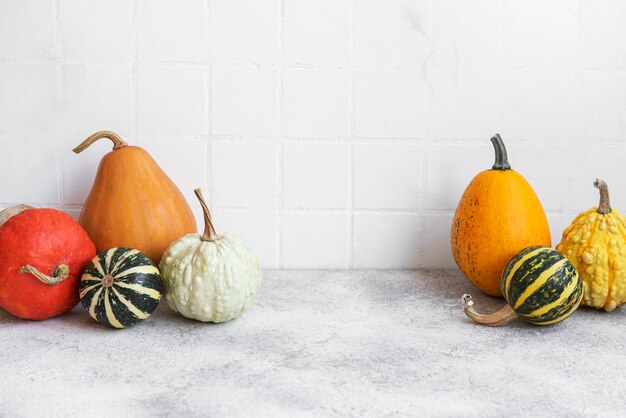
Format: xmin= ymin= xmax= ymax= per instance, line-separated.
xmin=594 ymin=178 xmax=612 ymax=215
xmin=19 ymin=264 xmax=70 ymax=285
xmin=194 ymin=188 xmax=218 ymax=241
xmin=461 ymin=294 xmax=518 ymax=327
xmin=72 ymin=131 xmax=128 ymax=154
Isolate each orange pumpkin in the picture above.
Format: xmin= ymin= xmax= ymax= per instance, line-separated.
xmin=73 ymin=131 xmax=197 ymax=263
xmin=450 ymin=134 xmax=551 ymax=297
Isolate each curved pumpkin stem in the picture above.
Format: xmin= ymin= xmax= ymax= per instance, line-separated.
xmin=461 ymin=294 xmax=518 ymax=327
xmin=490 ymin=134 xmax=511 ymax=171
xmin=19 ymin=264 xmax=70 ymax=285
xmin=72 ymin=131 xmax=128 ymax=154
xmin=194 ymin=188 xmax=218 ymax=242
xmin=594 ymin=179 xmax=612 ymax=215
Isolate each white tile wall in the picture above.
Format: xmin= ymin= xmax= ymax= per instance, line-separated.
xmin=282 ymin=143 xmax=350 ymax=208
xmin=211 ymin=68 xmax=279 ymax=136
xmin=430 ymin=0 xmax=502 ymax=71
xmin=283 ymin=0 xmax=351 ymax=66
xmin=579 ymin=0 xmax=626 ymax=69
xmin=282 ymin=69 xmax=350 ymax=137
xmin=354 ymin=0 xmax=432 ymax=68
xmin=0 ymin=139 xmax=59 ymax=204
xmin=503 ymin=0 xmax=579 ymax=70
xmin=61 ymin=64 xmax=132 ymax=135
xmin=0 ymin=64 xmax=57 ymax=134
xmin=136 ymin=65 xmax=207 ymax=135
xmin=354 ymin=144 xmax=422 ymax=209
xmin=212 ymin=141 xmax=278 ymax=208
xmin=2 ymin=0 xmax=626 ymax=269
xmin=137 ymin=0 xmax=206 ymax=63
xmin=282 ymin=212 xmax=349 ymax=269
xmin=0 ymin=0 xmax=56 ymax=60
xmin=353 ymin=213 xmax=420 ymax=269
xmin=355 ymin=70 xmax=427 ymax=138
xmin=59 ymin=0 xmax=132 ymax=62
xmin=209 ymin=0 xmax=280 ymax=64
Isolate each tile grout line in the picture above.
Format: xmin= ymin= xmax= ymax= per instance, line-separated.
xmin=276 ymin=0 xmax=286 ymax=269
xmin=47 ymin=202 xmax=567 ymax=217
xmin=131 ymin=0 xmax=138 ymax=142
xmin=53 ymin=0 xmax=64 ymax=208
xmin=347 ymin=0 xmax=357 ymax=268
xmin=7 ymin=132 xmax=626 ymax=146
xmin=5 ymin=57 xmax=626 ymax=73
xmin=416 ymin=143 xmax=428 ymax=268
xmin=417 ymin=0 xmax=432 ymax=267
xmin=205 ymin=0 xmax=212 ymax=206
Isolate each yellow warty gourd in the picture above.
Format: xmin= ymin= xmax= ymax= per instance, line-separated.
xmin=556 ymin=179 xmax=626 ymax=311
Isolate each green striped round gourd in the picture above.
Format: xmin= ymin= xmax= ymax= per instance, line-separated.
xmin=79 ymin=248 xmax=162 ymax=329
xmin=502 ymin=245 xmax=583 ymax=325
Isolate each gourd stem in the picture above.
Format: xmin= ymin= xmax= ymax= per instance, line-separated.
xmin=594 ymin=178 xmax=612 ymax=214
xmin=18 ymin=264 xmax=70 ymax=285
xmin=194 ymin=188 xmax=218 ymax=241
xmin=490 ymin=134 xmax=511 ymax=170
xmin=72 ymin=131 xmax=128 ymax=154
xmin=461 ymin=294 xmax=518 ymax=327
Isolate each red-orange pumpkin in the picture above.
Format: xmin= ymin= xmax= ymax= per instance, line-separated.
xmin=0 ymin=208 xmax=96 ymax=320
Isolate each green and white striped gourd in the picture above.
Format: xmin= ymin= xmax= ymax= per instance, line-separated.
xmin=463 ymin=246 xmax=583 ymax=326
xmin=79 ymin=248 xmax=162 ymax=328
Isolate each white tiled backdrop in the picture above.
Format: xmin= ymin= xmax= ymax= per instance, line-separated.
xmin=1 ymin=0 xmax=626 ymax=269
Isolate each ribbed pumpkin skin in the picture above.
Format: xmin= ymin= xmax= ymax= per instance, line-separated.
xmin=79 ymin=146 xmax=196 ymax=264
xmin=79 ymin=247 xmax=162 ymax=328
xmin=451 ymin=170 xmax=551 ymax=296
xmin=502 ymin=246 xmax=582 ymax=325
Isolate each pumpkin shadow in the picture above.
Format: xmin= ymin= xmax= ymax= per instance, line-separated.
xmin=59 ymin=306 xmax=115 ymax=330
xmin=0 ymin=304 xmax=107 ymax=330
xmin=408 ymin=269 xmax=534 ymax=329
xmin=151 ymin=301 xmax=234 ymax=328
xmin=0 ymin=306 xmax=23 ymax=324
xmin=409 ymin=268 xmax=505 ymax=307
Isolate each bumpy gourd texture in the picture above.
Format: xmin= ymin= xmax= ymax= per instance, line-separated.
xmin=557 ymin=208 xmax=626 ymax=311
xmin=159 ymin=233 xmax=262 ymax=322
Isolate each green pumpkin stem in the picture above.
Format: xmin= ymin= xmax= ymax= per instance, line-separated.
xmin=594 ymin=179 xmax=612 ymax=214
xmin=72 ymin=131 xmax=128 ymax=154
xmin=490 ymin=134 xmax=511 ymax=171
xmin=194 ymin=188 xmax=218 ymax=241
xmin=461 ymin=294 xmax=518 ymax=326
xmin=19 ymin=264 xmax=70 ymax=285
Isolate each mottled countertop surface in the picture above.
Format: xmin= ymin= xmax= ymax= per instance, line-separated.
xmin=1 ymin=270 xmax=624 ymax=417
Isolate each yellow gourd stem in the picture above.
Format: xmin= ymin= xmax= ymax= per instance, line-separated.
xmin=72 ymin=131 xmax=128 ymax=154
xmin=594 ymin=178 xmax=611 ymax=214
xmin=194 ymin=188 xmax=218 ymax=242
xmin=461 ymin=294 xmax=518 ymax=326
xmin=19 ymin=264 xmax=70 ymax=285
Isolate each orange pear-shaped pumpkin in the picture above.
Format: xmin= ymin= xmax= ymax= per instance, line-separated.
xmin=73 ymin=131 xmax=197 ymax=263
xmin=451 ymin=134 xmax=551 ymax=297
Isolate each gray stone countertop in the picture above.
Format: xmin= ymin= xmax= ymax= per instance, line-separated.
xmin=1 ymin=270 xmax=624 ymax=417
